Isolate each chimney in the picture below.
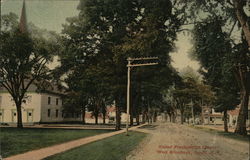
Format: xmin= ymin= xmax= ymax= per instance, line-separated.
xmin=19 ymin=0 xmax=27 ymax=33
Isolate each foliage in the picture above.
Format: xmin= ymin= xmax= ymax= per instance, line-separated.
xmin=191 ymin=13 xmax=245 ymax=132
xmin=192 ymin=18 xmax=240 ymax=109
xmin=58 ymin=0 xmax=184 ymax=127
xmin=171 ymin=69 xmax=215 ymax=123
xmin=177 ymin=0 xmax=249 ymax=134
xmin=0 ymin=13 xmax=60 ymax=128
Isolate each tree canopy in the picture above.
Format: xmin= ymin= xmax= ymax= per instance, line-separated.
xmin=0 ymin=13 xmax=60 ymax=128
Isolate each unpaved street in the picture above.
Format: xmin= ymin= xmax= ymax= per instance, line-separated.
xmin=128 ymin=123 xmax=249 ymax=160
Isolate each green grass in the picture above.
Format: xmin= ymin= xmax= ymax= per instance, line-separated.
xmin=0 ymin=127 xmax=113 ymax=158
xmin=190 ymin=125 xmax=250 ymax=142
xmin=44 ymin=131 xmax=147 ymax=160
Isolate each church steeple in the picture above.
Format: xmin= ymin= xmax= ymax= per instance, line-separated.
xmin=19 ymin=0 xmax=27 ymax=33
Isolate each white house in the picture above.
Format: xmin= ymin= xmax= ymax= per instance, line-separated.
xmin=0 ymin=84 xmax=82 ymax=125
xmin=0 ymin=85 xmax=129 ymax=125
xmin=203 ymin=107 xmax=224 ymax=125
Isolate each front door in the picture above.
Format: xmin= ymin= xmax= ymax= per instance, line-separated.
xmin=12 ymin=110 xmax=17 ymax=122
xmin=27 ymin=110 xmax=33 ymax=122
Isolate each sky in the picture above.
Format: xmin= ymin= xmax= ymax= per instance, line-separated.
xmin=1 ymin=0 xmax=200 ymax=72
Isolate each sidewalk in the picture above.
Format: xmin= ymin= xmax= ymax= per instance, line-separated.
xmin=4 ymin=124 xmax=147 ymax=160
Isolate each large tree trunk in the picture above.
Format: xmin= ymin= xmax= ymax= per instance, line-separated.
xmin=102 ymin=105 xmax=106 ymax=124
xmin=164 ymin=112 xmax=168 ymax=122
xmin=115 ymin=106 xmax=121 ymax=130
xmin=142 ymin=111 xmax=146 ymax=123
xmin=146 ymin=112 xmax=149 ymax=123
xmin=136 ymin=114 xmax=140 ymax=125
xmin=223 ymin=109 xmax=228 ymax=132
xmin=171 ymin=112 xmax=176 ymax=123
xmin=130 ymin=114 xmax=133 ymax=126
xmin=130 ymin=101 xmax=133 ymax=126
xmin=16 ymin=103 xmax=23 ymax=128
xmin=235 ymin=90 xmax=249 ymax=135
xmin=153 ymin=110 xmax=157 ymax=122
xmin=234 ymin=64 xmax=249 ymax=135
xmin=82 ymin=106 xmax=86 ymax=124
xmin=180 ymin=108 xmax=184 ymax=124
xmin=102 ymin=113 xmax=106 ymax=124
xmin=233 ymin=0 xmax=250 ymax=48
xmin=94 ymin=113 xmax=98 ymax=124
xmin=168 ymin=113 xmax=172 ymax=122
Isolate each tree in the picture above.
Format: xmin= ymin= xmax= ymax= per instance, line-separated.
xmin=179 ymin=0 xmax=249 ymax=135
xmin=62 ymin=91 xmax=88 ymax=124
xmin=192 ymin=17 xmax=242 ymax=132
xmin=169 ymin=66 xmax=215 ymax=125
xmin=177 ymin=0 xmax=250 ymax=48
xmin=112 ymin=0 xmax=184 ymax=125
xmin=0 ymin=13 xmax=59 ymax=128
xmin=59 ymin=0 xmax=184 ymax=129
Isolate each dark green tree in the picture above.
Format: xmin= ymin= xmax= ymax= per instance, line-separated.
xmin=58 ymin=0 xmax=184 ymax=130
xmin=178 ymin=0 xmax=249 ymax=135
xmin=192 ymin=18 xmax=242 ymax=132
xmin=0 ymin=13 xmax=59 ymax=128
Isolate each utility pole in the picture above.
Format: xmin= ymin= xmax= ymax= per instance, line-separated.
xmin=126 ymin=57 xmax=158 ymax=136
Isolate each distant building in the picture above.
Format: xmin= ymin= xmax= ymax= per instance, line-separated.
xmin=203 ymin=107 xmax=223 ymax=125
xmin=228 ymin=107 xmax=239 ymax=127
xmin=202 ymin=100 xmax=250 ymax=128
xmin=106 ymin=105 xmax=128 ymax=123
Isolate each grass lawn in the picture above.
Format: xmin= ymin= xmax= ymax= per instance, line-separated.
xmin=44 ymin=131 xmax=147 ymax=160
xmin=0 ymin=127 xmax=113 ymax=158
xmin=190 ymin=125 xmax=250 ymax=142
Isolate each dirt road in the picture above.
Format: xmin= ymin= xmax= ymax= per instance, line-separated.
xmin=128 ymin=123 xmax=249 ymax=160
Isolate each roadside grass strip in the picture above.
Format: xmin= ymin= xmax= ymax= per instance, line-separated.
xmin=0 ymin=127 xmax=113 ymax=158
xmin=190 ymin=125 xmax=250 ymax=142
xmin=44 ymin=131 xmax=147 ymax=160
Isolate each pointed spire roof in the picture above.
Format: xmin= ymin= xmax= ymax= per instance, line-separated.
xmin=19 ymin=0 xmax=28 ymax=33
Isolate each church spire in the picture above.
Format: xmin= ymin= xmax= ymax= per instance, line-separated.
xmin=19 ymin=0 xmax=27 ymax=33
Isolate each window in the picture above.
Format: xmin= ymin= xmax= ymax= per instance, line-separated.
xmin=56 ymin=98 xmax=59 ymax=105
xmin=28 ymin=112 xmax=32 ymax=116
xmin=28 ymin=96 xmax=32 ymax=103
xmin=48 ymin=109 xmax=51 ymax=117
xmin=48 ymin=97 xmax=51 ymax=105
xmin=56 ymin=109 xmax=59 ymax=118
xmin=0 ymin=96 xmax=2 ymax=105
xmin=14 ymin=113 xmax=17 ymax=116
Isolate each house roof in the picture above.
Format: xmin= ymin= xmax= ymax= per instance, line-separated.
xmin=0 ymin=80 xmax=65 ymax=96
xmin=107 ymin=106 xmax=116 ymax=112
xmin=85 ymin=112 xmax=108 ymax=119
